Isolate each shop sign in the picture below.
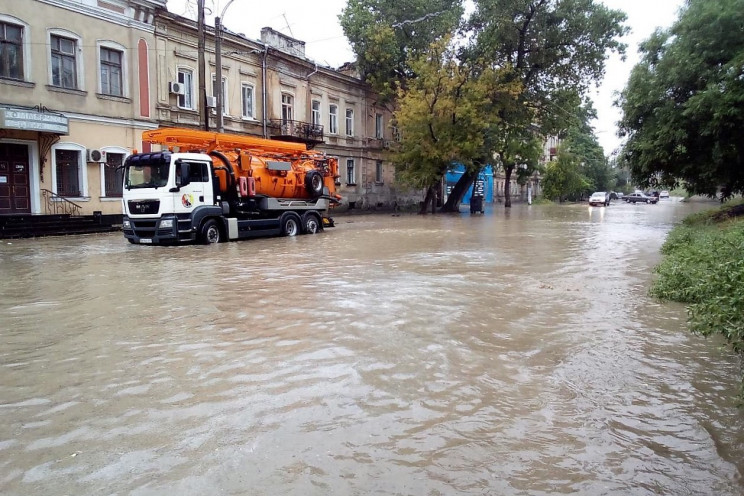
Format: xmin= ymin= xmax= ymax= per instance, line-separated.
xmin=0 ymin=109 xmax=69 ymax=134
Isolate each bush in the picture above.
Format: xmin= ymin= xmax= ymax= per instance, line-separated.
xmin=651 ymin=206 xmax=744 ymax=351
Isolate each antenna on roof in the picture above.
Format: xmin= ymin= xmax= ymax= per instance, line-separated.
xmin=282 ymin=13 xmax=294 ymax=37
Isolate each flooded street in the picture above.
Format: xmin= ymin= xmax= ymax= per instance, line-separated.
xmin=1 ymin=198 xmax=743 ymax=495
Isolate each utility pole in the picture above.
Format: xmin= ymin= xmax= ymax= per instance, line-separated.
xmin=215 ymin=0 xmax=235 ymax=133
xmin=215 ymin=15 xmax=223 ymax=132
xmin=197 ymin=0 xmax=208 ymax=130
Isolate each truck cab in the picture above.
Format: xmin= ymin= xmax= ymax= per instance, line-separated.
xmin=122 ymin=151 xmax=222 ymax=244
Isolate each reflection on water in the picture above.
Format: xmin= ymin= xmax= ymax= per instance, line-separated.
xmin=1 ymin=199 xmax=743 ymax=495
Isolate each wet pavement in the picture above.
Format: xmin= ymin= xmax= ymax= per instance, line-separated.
xmin=1 ymin=197 xmax=743 ymax=495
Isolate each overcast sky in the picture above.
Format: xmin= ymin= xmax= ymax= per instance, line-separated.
xmin=166 ymin=0 xmax=686 ymax=156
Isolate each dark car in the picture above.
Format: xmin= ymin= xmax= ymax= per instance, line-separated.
xmin=624 ymin=192 xmax=658 ymax=204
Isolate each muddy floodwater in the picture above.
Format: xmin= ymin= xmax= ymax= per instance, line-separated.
xmin=1 ymin=198 xmax=744 ymax=495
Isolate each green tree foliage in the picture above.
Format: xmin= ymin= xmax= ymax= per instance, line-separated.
xmin=541 ymin=147 xmax=591 ymax=202
xmin=339 ymin=0 xmax=463 ymax=101
xmin=618 ymin=0 xmax=744 ymax=199
xmin=460 ymin=0 xmax=627 ymax=207
xmin=561 ymin=104 xmax=612 ymax=194
xmin=390 ymin=39 xmax=518 ymax=213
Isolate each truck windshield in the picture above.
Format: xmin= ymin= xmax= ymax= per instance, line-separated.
xmin=125 ymin=162 xmax=170 ymax=189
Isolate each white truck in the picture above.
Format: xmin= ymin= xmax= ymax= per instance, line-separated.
xmin=122 ymin=128 xmax=341 ymax=244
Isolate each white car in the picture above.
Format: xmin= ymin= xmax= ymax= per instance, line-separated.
xmin=660 ymin=190 xmax=670 ymax=198
xmin=588 ymin=191 xmax=610 ymax=206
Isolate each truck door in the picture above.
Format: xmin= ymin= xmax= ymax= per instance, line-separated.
xmin=175 ymin=160 xmax=214 ymax=213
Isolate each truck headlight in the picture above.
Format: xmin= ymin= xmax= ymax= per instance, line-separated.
xmin=159 ymin=219 xmax=174 ymax=229
xmin=122 ymin=219 xmax=131 ymax=228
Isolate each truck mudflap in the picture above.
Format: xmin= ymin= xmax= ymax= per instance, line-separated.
xmin=322 ymin=216 xmax=335 ymax=228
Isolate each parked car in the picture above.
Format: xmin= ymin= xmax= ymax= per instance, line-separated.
xmin=659 ymin=190 xmax=670 ymax=198
xmin=624 ymin=192 xmax=658 ymax=204
xmin=589 ymin=191 xmax=610 ymax=206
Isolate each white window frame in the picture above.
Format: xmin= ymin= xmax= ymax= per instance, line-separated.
xmin=211 ymin=73 xmax=229 ymax=116
xmin=48 ymin=29 xmax=83 ymax=90
xmin=51 ymin=142 xmax=88 ymax=200
xmin=177 ymin=66 xmax=195 ymax=110
xmin=241 ymin=82 xmax=255 ymax=120
xmin=346 ymin=158 xmax=355 ymax=185
xmin=345 ymin=108 xmax=354 ymax=137
xmin=97 ymin=40 xmax=127 ymax=97
xmin=329 ymin=104 xmax=338 ymax=135
xmin=281 ymin=93 xmax=293 ymax=123
xmin=0 ymin=15 xmax=31 ymax=82
xmin=99 ymin=146 xmax=128 ymax=200
xmin=311 ymin=100 xmax=321 ymax=127
xmin=375 ymin=113 xmax=383 ymax=139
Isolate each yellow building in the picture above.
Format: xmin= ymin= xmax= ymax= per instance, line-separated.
xmin=0 ymin=0 xmax=420 ymax=227
xmin=0 ymin=0 xmax=164 ymax=218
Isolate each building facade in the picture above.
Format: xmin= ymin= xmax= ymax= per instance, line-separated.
xmin=0 ymin=0 xmax=422 ymax=221
xmin=0 ymin=0 xmax=164 ymax=217
xmin=151 ymin=12 xmax=420 ymax=210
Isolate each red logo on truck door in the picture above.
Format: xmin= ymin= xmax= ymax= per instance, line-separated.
xmin=181 ymin=193 xmax=194 ymax=207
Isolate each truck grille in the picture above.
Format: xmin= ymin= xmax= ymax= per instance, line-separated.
xmin=128 ymin=200 xmax=160 ymax=215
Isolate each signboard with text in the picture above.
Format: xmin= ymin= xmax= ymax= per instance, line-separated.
xmin=0 ymin=109 xmax=69 ymax=134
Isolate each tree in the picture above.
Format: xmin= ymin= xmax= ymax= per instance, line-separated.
xmin=339 ymin=0 xmax=464 ymax=101
xmin=451 ymin=0 xmax=627 ymax=208
xmin=389 ymin=39 xmax=510 ymax=213
xmin=541 ymin=148 xmax=591 ymax=202
xmin=617 ymin=0 xmax=744 ymax=199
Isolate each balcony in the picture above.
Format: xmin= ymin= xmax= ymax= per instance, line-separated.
xmin=268 ymin=119 xmax=324 ymax=149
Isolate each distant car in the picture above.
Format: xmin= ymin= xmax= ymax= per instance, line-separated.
xmin=659 ymin=190 xmax=670 ymax=198
xmin=624 ymin=192 xmax=658 ymax=204
xmin=589 ymin=191 xmax=610 ymax=206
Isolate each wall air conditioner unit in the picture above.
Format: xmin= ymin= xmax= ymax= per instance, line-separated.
xmin=169 ymin=81 xmax=185 ymax=95
xmin=86 ymin=148 xmax=106 ymax=162
xmin=206 ymin=96 xmax=217 ymax=108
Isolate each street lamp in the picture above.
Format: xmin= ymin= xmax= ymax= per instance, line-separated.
xmin=215 ymin=0 xmax=236 ymax=133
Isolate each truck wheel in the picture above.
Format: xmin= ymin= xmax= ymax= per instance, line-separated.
xmin=302 ymin=213 xmax=322 ymax=234
xmin=305 ymin=171 xmax=324 ymax=197
xmin=200 ymin=219 xmax=221 ymax=244
xmin=280 ymin=213 xmax=301 ymax=236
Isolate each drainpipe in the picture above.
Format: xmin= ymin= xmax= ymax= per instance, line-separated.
xmin=262 ymin=45 xmax=268 ymax=138
xmin=306 ymin=62 xmax=318 ymax=79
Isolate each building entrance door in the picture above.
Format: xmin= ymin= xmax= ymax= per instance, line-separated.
xmin=0 ymin=143 xmax=31 ymax=214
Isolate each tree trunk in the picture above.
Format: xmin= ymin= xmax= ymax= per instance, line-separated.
xmin=504 ymin=165 xmax=514 ymax=208
xmin=441 ymin=169 xmax=477 ymax=213
xmin=419 ymin=185 xmax=436 ymax=215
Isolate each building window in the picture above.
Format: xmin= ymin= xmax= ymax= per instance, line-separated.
xmin=54 ymin=149 xmax=82 ymax=197
xmin=375 ymin=160 xmax=383 ymax=183
xmin=345 ymin=108 xmax=354 ymax=137
xmin=281 ymin=93 xmax=293 ymax=123
xmin=177 ymin=68 xmax=194 ymax=109
xmin=329 ymin=104 xmax=338 ymax=134
xmin=375 ymin=113 xmax=383 ymax=139
xmin=346 ymin=158 xmax=355 ymax=185
xmin=241 ymin=83 xmax=254 ymax=119
xmin=212 ymin=74 xmax=228 ymax=115
xmin=51 ymin=34 xmax=77 ymax=89
xmin=102 ymin=152 xmax=124 ymax=197
xmin=311 ymin=100 xmax=321 ymax=127
xmin=392 ymin=125 xmax=401 ymax=142
xmin=0 ymin=21 xmax=24 ymax=80
xmin=100 ymin=46 xmax=123 ymax=96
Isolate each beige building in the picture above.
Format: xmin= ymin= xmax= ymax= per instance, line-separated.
xmin=0 ymin=0 xmax=164 ymax=217
xmin=0 ymin=0 xmax=420 ymax=223
xmin=152 ymin=12 xmax=417 ymax=210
